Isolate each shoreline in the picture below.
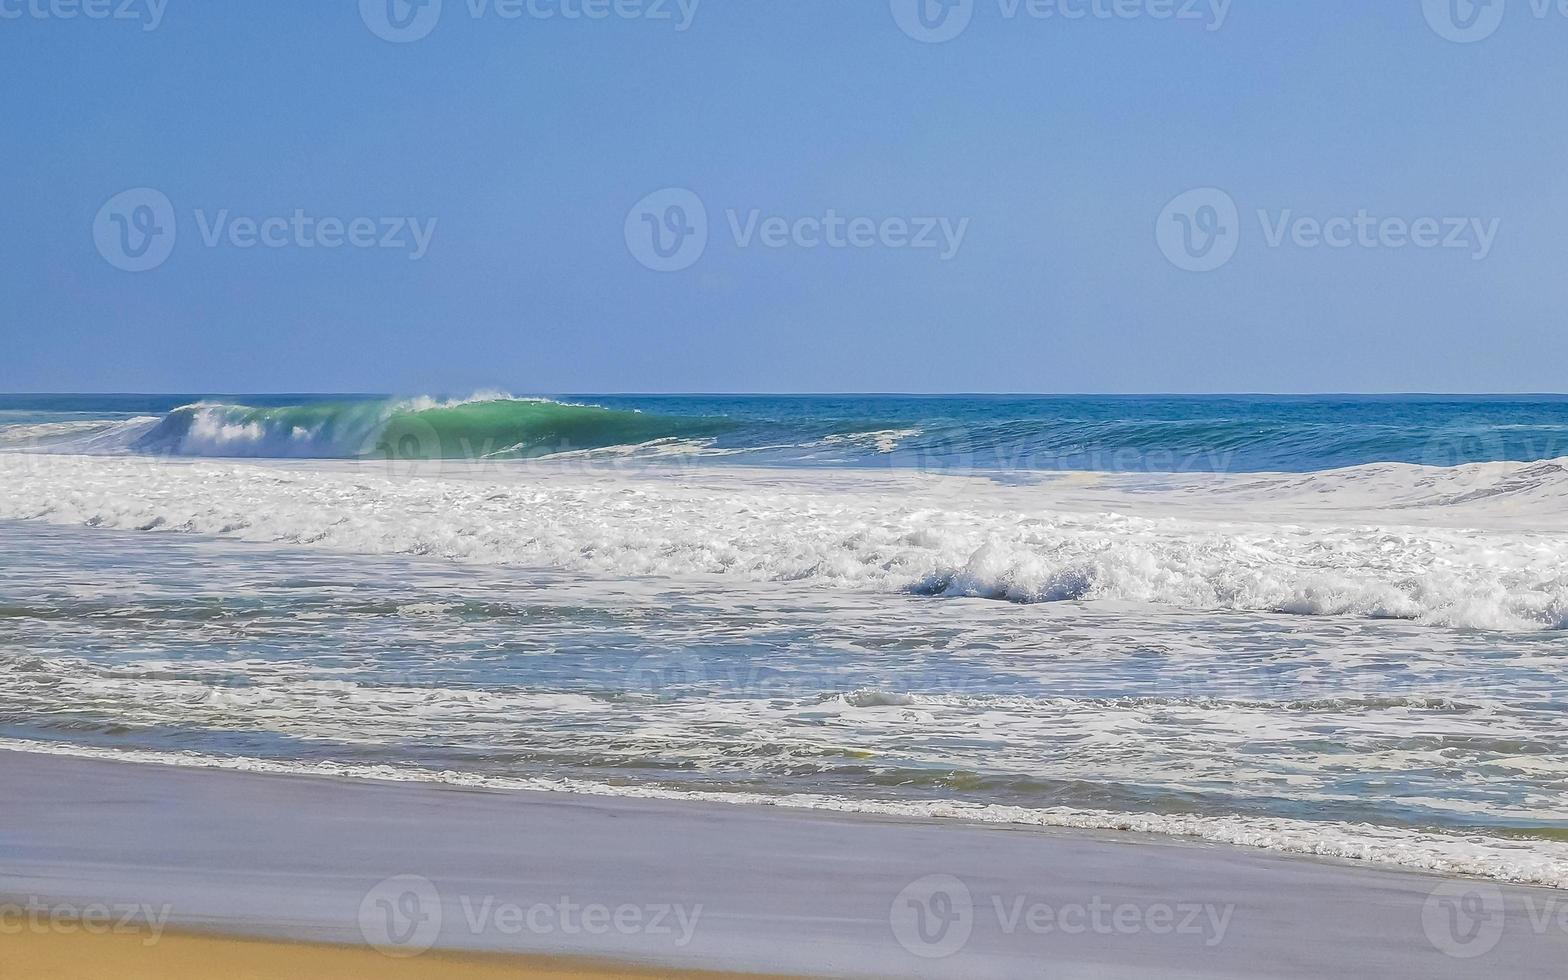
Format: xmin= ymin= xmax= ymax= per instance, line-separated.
xmin=4 ymin=734 xmax=1562 ymax=890
xmin=3 ymin=748 xmax=1564 ymax=977
xmin=0 ymin=929 xmax=780 ymax=980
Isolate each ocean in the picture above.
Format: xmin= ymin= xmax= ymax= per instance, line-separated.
xmin=5 ymin=392 xmax=1568 ymax=471
xmin=1 ymin=393 xmax=1566 ymax=887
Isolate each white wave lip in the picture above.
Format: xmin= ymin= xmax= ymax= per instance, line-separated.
xmin=126 ymin=392 xmax=526 ymax=459
xmin=2 ymin=452 xmax=1567 ymax=631
xmin=0 ymin=416 xmax=161 ymax=454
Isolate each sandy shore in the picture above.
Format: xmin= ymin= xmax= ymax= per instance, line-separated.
xmin=4 ymin=928 xmax=778 ymax=979
xmin=1 ymin=748 xmax=1564 ymax=978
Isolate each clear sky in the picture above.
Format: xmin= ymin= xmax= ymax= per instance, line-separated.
xmin=2 ymin=0 xmax=1565 ymax=393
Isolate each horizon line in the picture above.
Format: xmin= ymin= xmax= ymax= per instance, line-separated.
xmin=4 ymin=390 xmax=1568 ymax=399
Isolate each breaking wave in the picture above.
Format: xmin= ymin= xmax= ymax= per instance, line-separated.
xmin=7 ymin=393 xmax=1568 ymax=472
xmin=115 ymin=395 xmax=736 ymax=460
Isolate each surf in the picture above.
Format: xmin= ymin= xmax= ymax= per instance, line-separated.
xmin=5 ymin=450 xmax=1568 ymax=631
xmin=121 ymin=395 xmax=735 ymax=460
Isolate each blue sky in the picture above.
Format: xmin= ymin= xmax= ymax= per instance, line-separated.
xmin=2 ymin=0 xmax=1565 ymax=393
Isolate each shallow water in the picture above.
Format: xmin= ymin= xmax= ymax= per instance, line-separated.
xmin=2 ymin=504 xmax=1565 ymax=885
xmin=3 ymin=394 xmax=1566 ymax=884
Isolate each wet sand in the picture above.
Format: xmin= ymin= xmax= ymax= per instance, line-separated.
xmin=1 ymin=748 xmax=1563 ymax=978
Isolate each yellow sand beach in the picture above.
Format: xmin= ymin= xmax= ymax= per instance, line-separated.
xmin=3 ymin=929 xmax=776 ymax=980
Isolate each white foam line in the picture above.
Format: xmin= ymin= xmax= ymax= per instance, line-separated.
xmin=3 ymin=737 xmax=1562 ymax=890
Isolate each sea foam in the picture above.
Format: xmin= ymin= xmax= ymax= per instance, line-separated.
xmin=2 ymin=452 xmax=1566 ymax=631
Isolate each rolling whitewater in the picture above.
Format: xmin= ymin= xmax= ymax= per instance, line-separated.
xmin=2 ymin=394 xmax=1567 ymax=888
